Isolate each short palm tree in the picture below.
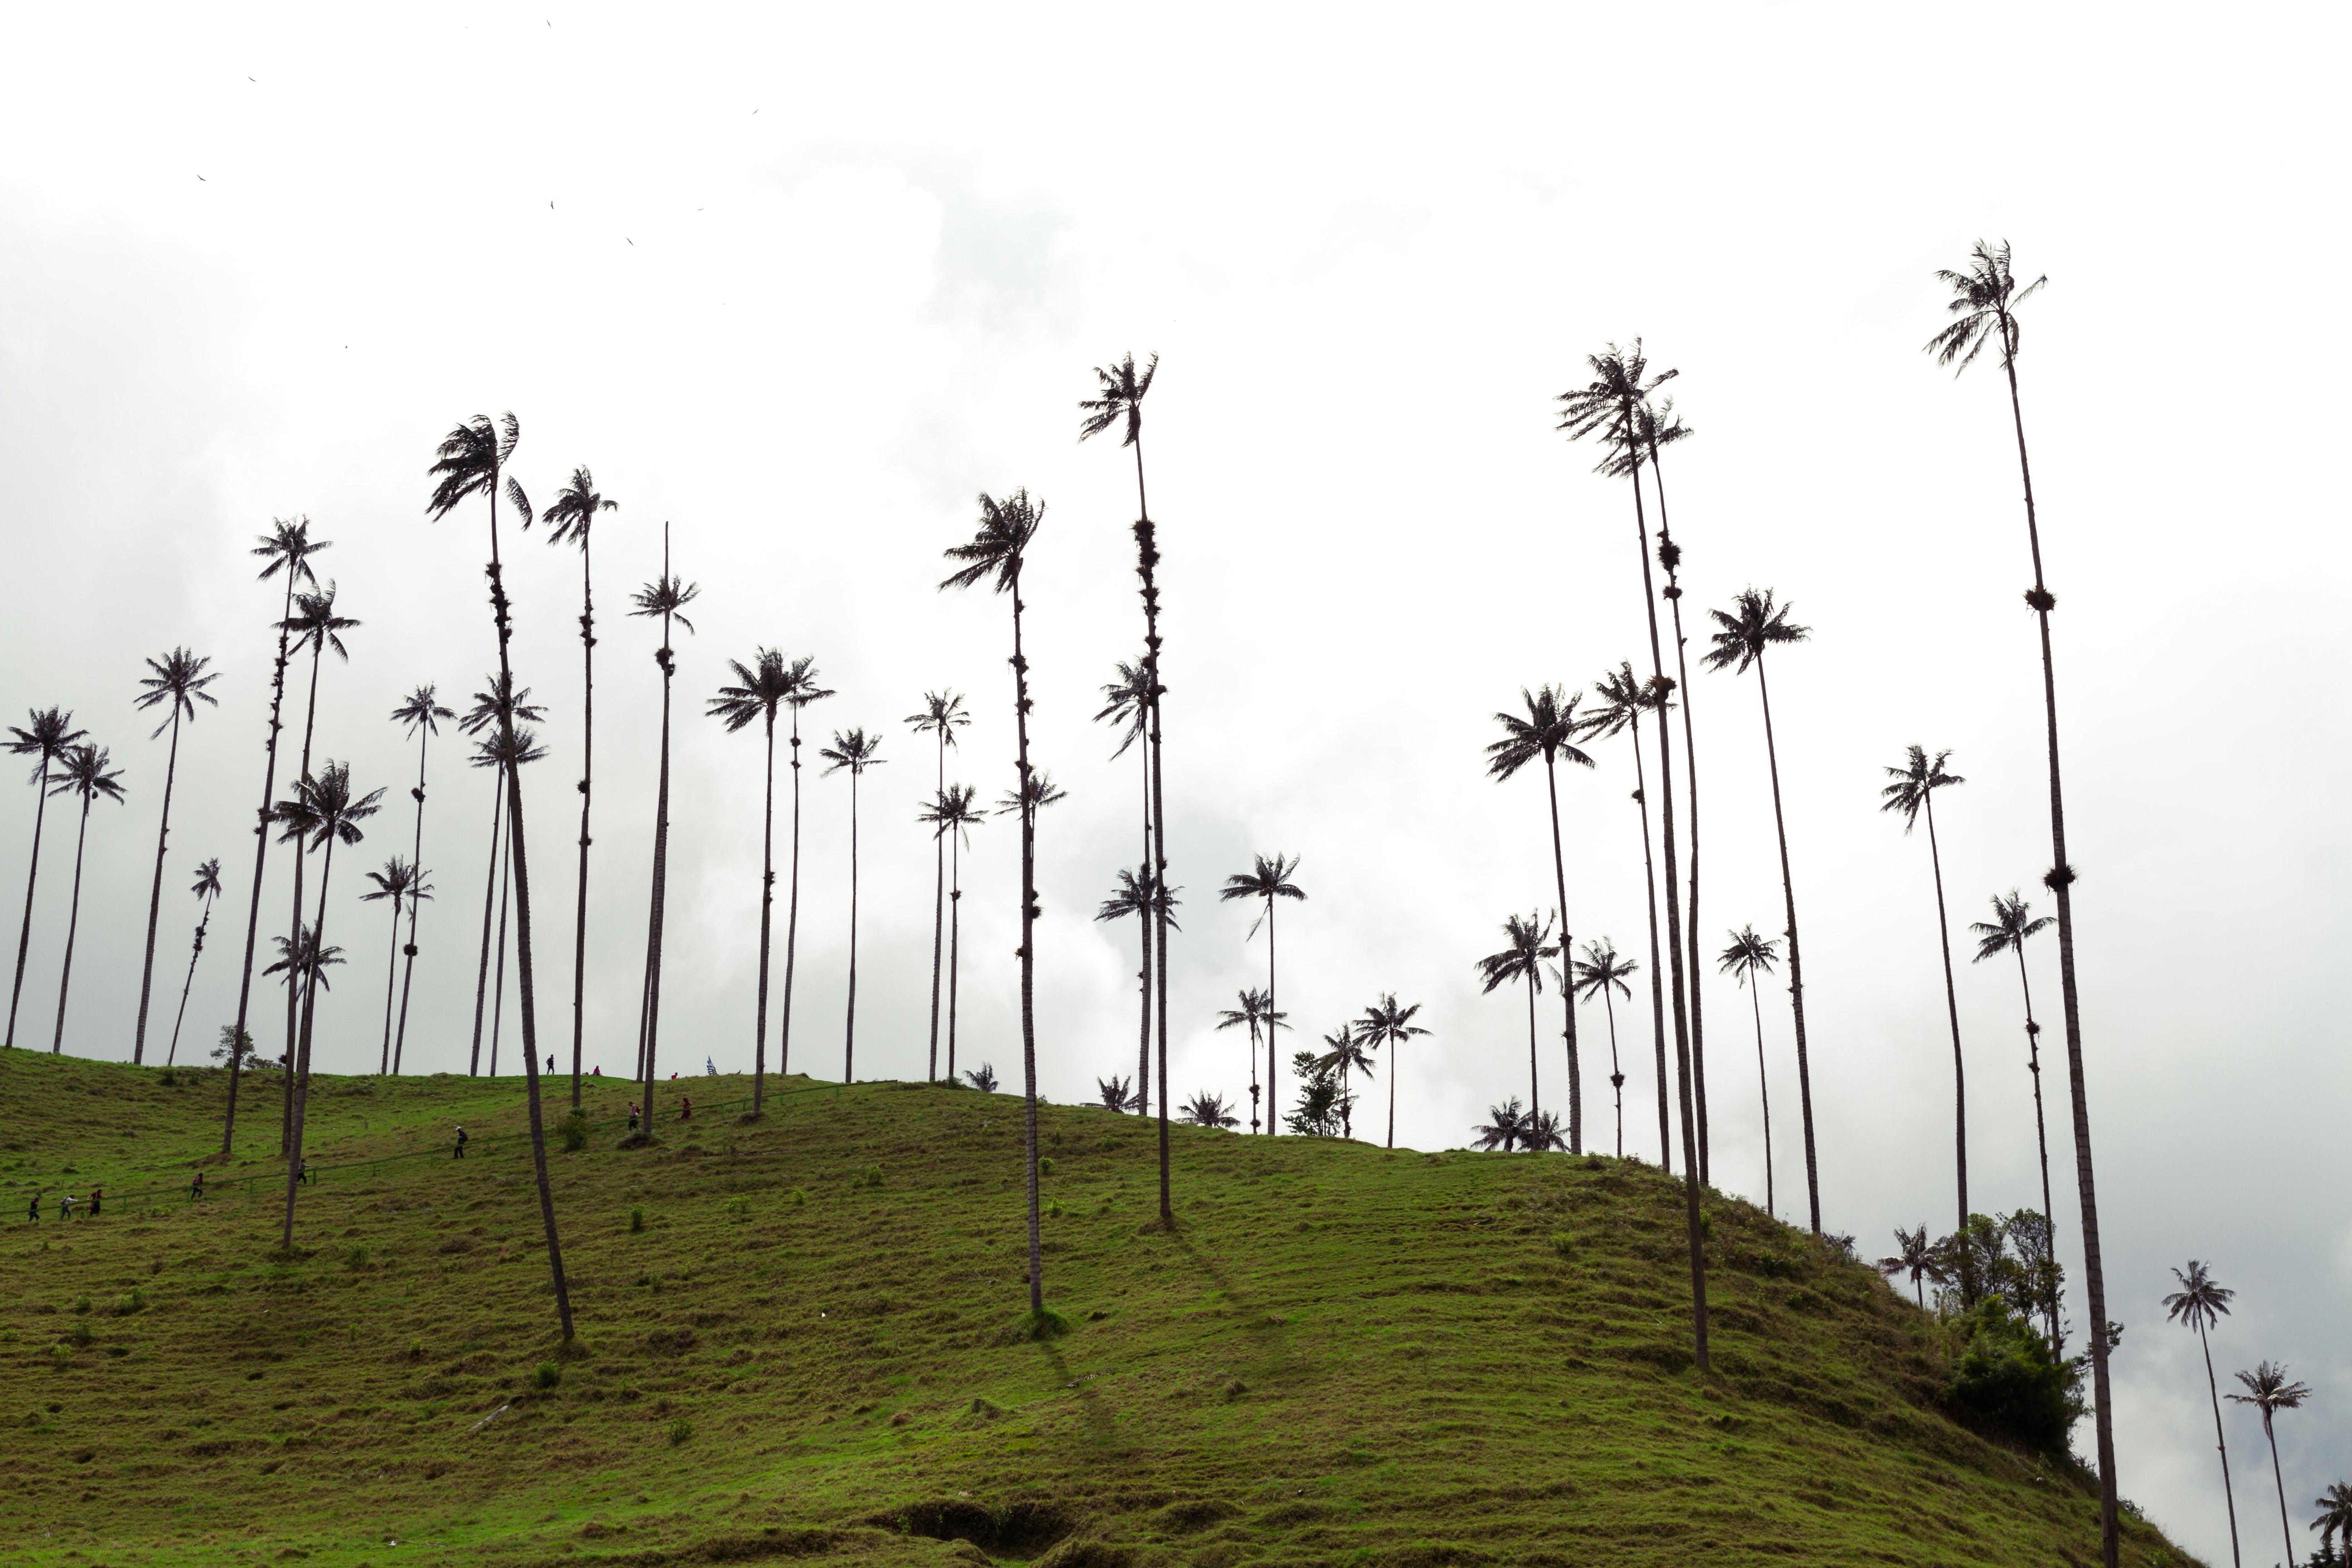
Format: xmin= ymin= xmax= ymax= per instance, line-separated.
xmin=906 ymin=690 xmax=970 ymax=1082
xmin=710 ymin=651 xmax=797 ymax=1114
xmin=2228 ymin=1361 xmax=2313 ymax=1568
xmin=5 ymin=707 xmax=86 ymax=1050
xmin=941 ymin=487 xmax=1059 ymax=1301
xmin=1178 ymin=1091 xmax=1238 ymax=1130
xmin=1877 ymin=1224 xmax=1941 ymax=1309
xmin=1882 ymin=745 xmax=1972 ymax=1264
xmin=1220 ymin=854 xmax=1305 ymax=1136
xmin=129 ymin=649 xmax=220 ymax=1063
xmin=362 ymin=858 xmax=429 ymax=1075
xmin=627 ymin=541 xmax=698 ymax=1112
xmin=45 ymin=745 xmax=127 ymax=1054
xmin=1357 ymin=994 xmax=1429 ymax=1151
xmin=1971 ymin=889 xmax=2059 ymax=1340
xmin=540 ymin=466 xmax=616 ymax=1107
xmin=2313 ymin=1482 xmax=2352 ymax=1564
xmin=1572 ymin=939 xmax=1637 ymax=1158
xmin=460 ymin=676 xmax=546 ymax=1077
xmin=164 ymin=858 xmax=224 ymax=1068
xmin=1477 ymin=912 xmax=1558 ymax=1122
xmin=2162 ymin=1261 xmax=2243 ymax=1568
xmin=1718 ymin=925 xmax=1782 ymax=1216
xmin=1524 ymin=1109 xmax=1568 ymax=1153
xmin=1315 ymin=1021 xmax=1375 ymax=1140
xmin=775 ymin=657 xmax=833 ymax=1083
xmin=387 ymin=686 xmax=453 ymax=1076
xmin=1585 ymin=663 xmax=1674 ymax=1169
xmin=1474 ymin=1098 xmax=1526 ymax=1152
xmin=1215 ymin=987 xmax=1275 ymax=1132
xmin=1096 ymin=866 xmax=1178 ymax=1114
xmin=1096 ymin=1076 xmax=1141 ymax=1113
xmin=820 ymin=727 xmax=886 ymax=1083
xmin=1486 ymin=684 xmax=1596 ymax=1152
xmin=263 ymin=926 xmax=342 ymax=1056
xmin=962 ymin=1063 xmax=999 ymax=1093
xmin=918 ymin=784 xmax=984 ymax=1084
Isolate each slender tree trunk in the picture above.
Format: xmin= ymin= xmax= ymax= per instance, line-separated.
xmin=751 ymin=715 xmax=776 ymax=1115
xmin=637 ymin=610 xmax=676 ymax=1122
xmin=491 ymin=823 xmax=513 ymax=1074
xmin=1265 ymin=900 xmax=1280 ymax=1137
xmin=1651 ymin=452 xmax=1709 ymax=1184
xmin=1386 ymin=1036 xmax=1399 ymax=1149
xmin=1752 ymin=654 xmax=1819 ymax=1236
xmin=1009 ymin=563 xmax=1045 ymax=1311
xmin=377 ymin=887 xmax=402 ymax=1074
xmin=1248 ymin=1019 xmax=1262 ymax=1133
xmin=1129 ymin=438 xmax=1175 ymax=1224
xmin=2197 ymin=1323 xmax=2244 ymax=1568
xmin=281 ymin=832 xmax=337 ymax=1251
xmin=281 ymin=643 xmax=327 ymax=1151
xmin=1750 ymin=978 xmax=1773 ymax=1216
xmin=843 ymin=763 xmax=861 ymax=1083
xmin=4 ymin=756 xmax=54 ymax=1048
xmin=780 ymin=703 xmax=804 ymax=1081
xmin=927 ymin=729 xmax=944 ymax=1082
xmin=48 ymin=796 xmax=94 ymax=1053
xmin=167 ymin=894 xmax=214 ymax=1067
xmin=221 ymin=583 xmax=299 ymax=1154
xmin=2263 ymin=1418 xmax=2291 ymax=1568
xmin=132 ymin=709 xmax=185 ymax=1063
xmin=1543 ymin=757 xmax=1580 ymax=1153
xmin=1602 ymin=987 xmax=1623 ymax=1157
xmin=470 ymin=769 xmax=505 ymax=1075
xmin=1135 ymin=748 xmax=1151 ymax=1112
xmin=2016 ymin=952 xmax=2058 ymax=1343
xmin=1630 ymin=728 xmax=1669 ymax=1171
xmin=570 ymin=539 xmax=594 ymax=1111
xmin=392 ymin=725 xmax=431 ymax=1076
xmin=946 ymin=830 xmax=962 ymax=1083
xmin=1923 ymin=791 xmax=1969 ymax=1280
xmin=1524 ymin=969 xmax=1539 ymax=1138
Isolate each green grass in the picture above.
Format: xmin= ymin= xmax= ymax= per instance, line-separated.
xmin=0 ymin=1050 xmax=2197 ymax=1567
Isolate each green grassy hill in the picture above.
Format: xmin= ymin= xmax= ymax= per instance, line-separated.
xmin=0 ymin=1051 xmax=2194 ymax=1568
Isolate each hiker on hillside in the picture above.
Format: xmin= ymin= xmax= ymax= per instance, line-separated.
xmin=679 ymin=1097 xmax=691 ymax=1121
xmin=452 ymin=1126 xmax=469 ymax=1160
xmin=189 ymin=1171 xmax=205 ymax=1200
xmin=546 ymin=1054 xmax=553 ymax=1072
xmin=59 ymin=1192 xmax=74 ymax=1220
xmin=295 ymin=1159 xmax=310 ymax=1186
xmin=87 ymin=1186 xmax=102 ymax=1217
xmin=25 ymin=1192 xmax=38 ymax=1222
xmin=627 ymin=1103 xmax=639 ymax=1132
xmin=591 ymin=1065 xmax=602 ymax=1077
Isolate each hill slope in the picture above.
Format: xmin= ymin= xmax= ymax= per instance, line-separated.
xmin=0 ymin=1052 xmax=2193 ymax=1567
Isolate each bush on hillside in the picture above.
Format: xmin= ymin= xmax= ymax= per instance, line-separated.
xmin=1945 ymin=1298 xmax=2082 ymax=1453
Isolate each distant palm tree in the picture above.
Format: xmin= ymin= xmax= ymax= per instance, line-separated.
xmin=919 ymin=784 xmax=984 ymax=1084
xmin=472 ymin=726 xmax=549 ymax=1075
xmin=387 ymin=686 xmax=453 ymax=1076
xmin=1095 ymin=661 xmax=1154 ymax=1101
xmin=1717 ymin=925 xmax=1782 ymax=1217
xmin=1585 ymin=663 xmax=1674 ymax=1170
xmin=820 ymin=727 xmax=886 ymax=1083
xmin=1477 ymin=912 xmax=1558 ymax=1122
xmin=362 ymin=858 xmax=429 ymax=1075
xmin=1357 ymin=994 xmax=1429 ymax=1151
xmin=962 ymin=1063 xmax=999 ymax=1093
xmin=2313 ymin=1482 xmax=2352 ymax=1565
xmin=775 ymin=657 xmax=833 ymax=1083
xmin=1485 ymin=684 xmax=1596 ymax=1152
xmin=129 ymin=649 xmax=220 ymax=1063
xmin=1096 ymin=1076 xmax=1141 ymax=1112
xmin=2162 ymin=1261 xmax=2243 ymax=1568
xmin=540 ymin=466 xmax=616 ymax=1108
xmin=710 ymin=651 xmax=797 ymax=1115
xmin=1474 ymin=1098 xmax=1526 ymax=1152
xmin=906 ymin=690 xmax=969 ymax=1082
xmin=460 ymin=676 xmax=547 ymax=1077
xmin=1178 ymin=1091 xmax=1238 ymax=1130
xmin=941 ymin=486 xmax=1057 ymax=1299
xmin=263 ymin=926 xmax=342 ymax=1057
xmin=1702 ymin=588 xmax=1819 ymax=1236
xmin=1314 ymin=1021 xmax=1375 ymax=1140
xmin=1882 ymin=745 xmax=1973 ymax=1264
xmin=1572 ymin=940 xmax=1637 ymax=1159
xmin=627 ymin=539 xmax=699 ymax=1114
xmin=164 ymin=858 xmax=224 ymax=1068
xmin=2229 ymin=1361 xmax=2313 ymax=1568
xmin=45 ymin=745 xmax=126 ymax=1054
xmin=1096 ymin=867 xmax=1179 ymax=1114
xmin=274 ymin=583 xmax=359 ymax=1148
xmin=5 ymin=707 xmax=86 ymax=1049
xmin=1971 ymin=889 xmax=2059 ymax=1340
xmin=1215 ymin=987 xmax=1275 ymax=1132
xmin=1877 ymin=1224 xmax=1940 ymax=1309
xmin=1221 ymin=854 xmax=1305 ymax=1136
xmin=1524 ymin=1109 xmax=1568 ymax=1153
xmin=427 ymin=408 xmax=574 ymax=1341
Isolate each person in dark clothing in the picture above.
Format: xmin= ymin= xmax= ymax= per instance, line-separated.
xmin=88 ymin=1186 xmax=102 ymax=1216
xmin=453 ymin=1126 xmax=469 ymax=1159
xmin=627 ymin=1103 xmax=639 ymax=1132
xmin=25 ymin=1192 xmax=39 ymax=1222
xmin=679 ymin=1097 xmax=692 ymax=1122
xmin=189 ymin=1171 xmax=206 ymax=1200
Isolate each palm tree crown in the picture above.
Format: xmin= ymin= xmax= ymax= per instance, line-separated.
xmin=1476 ymin=911 xmax=1558 ymax=995
xmin=1970 ymin=891 xmax=2053 ymax=963
xmin=8 ymin=709 xmax=88 ymax=777
xmin=709 ymin=649 xmax=796 ymax=733
xmin=1095 ymin=660 xmax=1151 ymax=758
xmin=2229 ymin=1362 xmax=2312 ymax=1422
xmin=820 ymin=728 xmax=885 ymax=779
xmin=1220 ymin=853 xmax=1305 ymax=930
xmin=939 ymin=490 xmax=1043 ymax=594
xmin=265 ymin=924 xmax=344 ymax=996
xmin=1582 ymin=661 xmax=1669 ymax=740
xmin=1880 ymin=745 xmax=1965 ymax=829
xmin=1574 ymin=941 xmax=1637 ymax=1002
xmin=52 ymin=745 xmax=126 ymax=809
xmin=994 ymin=769 xmax=1067 ymax=818
xmin=392 ymin=686 xmax=455 ymax=739
xmin=1473 ymin=1098 xmax=1527 ymax=1152
xmin=2163 ymin=1260 xmax=2234 ymax=1335
xmin=541 ymin=466 xmax=615 ymax=548
xmin=1553 ymin=340 xmax=1676 ymax=456
xmin=284 ymin=762 xmax=384 ymax=855
xmin=363 ymin=857 xmax=429 ymax=912
xmin=2312 ymin=1483 xmax=2352 ymax=1562
xmin=628 ymin=572 xmax=701 ymax=637
xmin=1925 ymin=239 xmax=2046 ymax=374
xmin=1178 ymin=1091 xmax=1238 ymax=1130
xmin=1701 ymin=588 xmax=1810 ymax=675
xmin=906 ymin=689 xmax=970 ymax=748
xmin=252 ymin=514 xmax=329 ymax=588
xmin=460 ymin=673 xmax=546 ymax=737
xmin=191 ymin=858 xmax=224 ymax=902
xmin=1077 ymin=352 xmax=1158 ymax=446
xmin=1485 ymin=685 xmax=1594 ymax=780
xmin=1877 ymin=1224 xmax=1942 ymax=1305
xmin=1096 ymin=867 xmax=1180 ymax=929
xmin=135 ymin=649 xmax=220 ymax=736
xmin=1719 ymin=925 xmax=1780 ymax=984
xmin=426 ymin=412 xmax=530 ymax=524
xmin=920 ymin=784 xmax=985 ymax=847
xmin=284 ymin=583 xmax=359 ymax=665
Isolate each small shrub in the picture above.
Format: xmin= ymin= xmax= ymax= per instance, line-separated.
xmin=68 ymin=1322 xmax=93 ymax=1348
xmin=344 ymin=1245 xmax=372 ymax=1271
xmin=860 ymin=1166 xmax=884 ymax=1189
xmin=1011 ymin=1306 xmax=1072 ymax=1342
xmin=1945 ymin=1300 xmax=2082 ymax=1453
xmin=1044 ymin=1199 xmax=1063 ymax=1218
xmin=628 ymin=1206 xmax=646 ymax=1235
xmin=71 ymin=1295 xmax=90 ymax=1316
xmin=48 ymin=1344 xmax=69 ymax=1365
xmin=723 ymin=1197 xmax=749 ymax=1223
xmin=788 ymin=1189 xmax=806 ymax=1207
xmin=159 ymin=1068 xmax=178 ymax=1087
xmin=560 ymin=1115 xmax=588 ymax=1153
xmin=667 ymin=1416 xmax=694 ymax=1446
xmin=1038 ymin=1156 xmax=1055 ymax=1176
xmin=114 ymin=1288 xmax=145 ymax=1316
xmin=534 ymin=1362 xmax=560 ymax=1390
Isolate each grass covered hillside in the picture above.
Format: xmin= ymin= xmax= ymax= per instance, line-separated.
xmin=0 ymin=1052 xmax=2194 ymax=1568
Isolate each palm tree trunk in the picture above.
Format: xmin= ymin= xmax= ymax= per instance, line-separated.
xmin=1602 ymin=988 xmax=1623 ymax=1157
xmin=1524 ymin=969 xmax=1539 ymax=1136
xmin=1752 ymin=653 xmax=1819 ymax=1236
xmin=2197 ymin=1323 xmax=2244 ymax=1568
xmin=927 ymin=730 xmax=944 ymax=1083
xmin=132 ymin=708 xmax=184 ymax=1063
xmin=392 ymin=725 xmax=431 ymax=1076
xmin=843 ymin=764 xmax=861 ymax=1083
xmin=470 ymin=768 xmax=505 ymax=1076
xmin=1629 ymin=727 xmax=1670 ymax=1172
xmin=48 ymin=795 xmax=94 ymax=1053
xmin=1650 ymin=451 xmax=1709 ymax=1185
xmin=569 ymin=539 xmax=594 ymax=1111
xmin=946 ymin=831 xmax=962 ymax=1083
xmin=281 ymin=832 xmax=337 ymax=1251
xmin=167 ymin=895 xmax=214 ymax=1067
xmin=281 ymin=642 xmax=327 ymax=1152
xmin=1264 ymin=900 xmax=1280 ymax=1137
xmin=637 ymin=630 xmax=675 ymax=1118
xmin=1923 ymin=791 xmax=1969 ymax=1280
xmin=1750 ymin=978 xmax=1773 ymax=1217
xmin=1129 ymin=438 xmax=1175 ymax=1224
xmin=2263 ymin=1416 xmax=2292 ymax=1568
xmin=1010 ymin=561 xmax=1045 ymax=1311
xmin=1542 ymin=757 xmax=1580 ymax=1153
xmin=377 ymin=887 xmax=402 ymax=1074
xmin=490 ymin=824 xmax=513 ymax=1075
xmin=1135 ymin=750 xmax=1151 ymax=1113
xmin=1248 ymin=1019 xmax=1261 ymax=1133
xmin=2015 ymin=951 xmax=2058 ymax=1343
xmin=221 ymin=584 xmax=299 ymax=1154
xmin=780 ymin=703 xmax=804 ymax=1081
xmin=4 ymin=755 xmax=54 ymax=1048
xmin=751 ymin=714 xmax=776 ymax=1115
xmin=1386 ymin=1036 xmax=1399 ymax=1149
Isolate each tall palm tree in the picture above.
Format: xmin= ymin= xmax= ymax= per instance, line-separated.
xmin=627 ymin=541 xmax=698 ymax=1115
xmin=1585 ymin=663 xmax=1674 ymax=1170
xmin=388 ymin=686 xmax=453 ymax=1076
xmin=1178 ymin=1091 xmax=1238 ymax=1129
xmin=45 ymin=745 xmax=126 ymax=1054
xmin=2313 ymin=1483 xmax=2352 ymax=1565
xmin=1485 ymin=684 xmax=1596 ymax=1152
xmin=820 ymin=727 xmax=885 ymax=1083
xmin=130 ymin=649 xmax=220 ymax=1063
xmin=919 ymin=784 xmax=984 ymax=1085
xmin=4 ymin=707 xmax=85 ymax=1049
xmin=164 ymin=857 xmax=224 ymax=1067
xmin=1971 ymin=889 xmax=2060 ymax=1340
xmin=1097 ymin=867 xmax=1178 ymax=1113
xmin=472 ymin=725 xmax=549 ymax=1077
xmin=426 ymin=409 xmax=575 ymax=1342
xmin=1315 ymin=1022 xmax=1375 ymax=1141
xmin=775 ymin=657 xmax=833 ymax=1082
xmin=906 ymin=690 xmax=969 ymax=1082
xmin=1080 ymin=355 xmax=1178 ymax=1225
xmin=1095 ymin=660 xmax=1154 ymax=1102
xmin=1357 ymin=993 xmax=1429 ymax=1151
xmin=276 ymin=583 xmax=359 ymax=1148
xmin=1477 ymin=912 xmax=1558 ymax=1121
xmin=362 ymin=858 xmax=428 ymax=1075
xmin=941 ymin=487 xmax=1057 ymax=1301
xmin=1571 ymin=940 xmax=1637 ymax=1158
xmin=1881 ymin=744 xmax=1972 ymax=1264
xmin=1930 ymin=243 xmax=2115 ymax=1560
xmin=460 ymin=676 xmax=546 ymax=1076
xmin=1717 ymin=925 xmax=1782 ymax=1217
xmin=2162 ymin=1261 xmax=2243 ymax=1568
xmin=2228 ymin=1362 xmax=2313 ymax=1568
xmin=1701 ymin=588 xmax=1818 ymax=1238
xmin=1220 ymin=854 xmax=1305 ymax=1137
xmin=1215 ymin=987 xmax=1275 ymax=1133
xmin=1877 ymin=1224 xmax=1940 ymax=1309
xmin=710 ymin=651 xmax=795 ymax=1115
xmin=540 ymin=467 xmax=616 ymax=1109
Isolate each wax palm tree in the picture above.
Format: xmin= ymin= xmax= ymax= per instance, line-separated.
xmin=1486 ymin=684 xmax=1595 ymax=1152
xmin=2313 ymin=1483 xmax=2352 ymax=1564
xmin=1702 ymin=587 xmax=1818 ymax=1241
xmin=1357 ymin=994 xmax=1429 ymax=1151
xmin=906 ymin=690 xmax=969 ymax=1082
xmin=627 ymin=539 xmax=698 ymax=1116
xmin=1215 ymin=987 xmax=1275 ymax=1133
xmin=1315 ymin=1022 xmax=1375 ymax=1140
xmin=2229 ymin=1362 xmax=2313 ymax=1568
xmin=387 ymin=686 xmax=453 ymax=1076
xmin=1882 ymin=744 xmax=1973 ymax=1266
xmin=426 ymin=409 xmax=574 ymax=1342
xmin=1572 ymin=939 xmax=1637 ymax=1158
xmin=130 ymin=648 xmax=220 ymax=1063
xmin=1221 ymin=853 xmax=1305 ymax=1136
xmin=774 ymin=657 xmax=833 ymax=1083
xmin=2163 ymin=1261 xmax=2243 ymax=1568
xmin=263 ymin=925 xmax=342 ymax=1045
xmin=1474 ymin=1098 xmax=1526 ymax=1152
xmin=1929 ymin=244 xmax=2115 ymax=1558
xmin=1178 ymin=1091 xmax=1238 ymax=1129
xmin=1477 ymin=912 xmax=1558 ymax=1122
xmin=1095 ymin=660 xmax=1154 ymax=1101
xmin=941 ymin=487 xmax=1058 ymax=1301
xmin=1972 ymin=889 xmax=2059 ymax=1340
xmin=1524 ymin=1109 xmax=1568 ymax=1153
xmin=962 ymin=1063 xmax=999 ymax=1093
xmin=362 ymin=858 xmax=429 ymax=1075
xmin=1877 ymin=1224 xmax=1941 ymax=1309
xmin=274 ymin=583 xmax=358 ymax=1146
xmin=540 ymin=466 xmax=616 ymax=1107
xmin=710 ymin=650 xmax=797 ymax=1114
xmin=164 ymin=858 xmax=224 ymax=1068
xmin=460 ymin=676 xmax=546 ymax=1076
xmin=470 ymin=726 xmax=549 ymax=1075
xmin=1096 ymin=1076 xmax=1140 ymax=1113
xmin=919 ymin=784 xmax=984 ymax=1084
xmin=4 ymin=707 xmax=85 ymax=1049
xmin=820 ymin=727 xmax=886 ymax=1083
xmin=1717 ymin=925 xmax=1782 ymax=1217
xmin=44 ymin=745 xmax=126 ymax=1054
xmin=1584 ymin=663 xmax=1674 ymax=1170
xmin=1096 ymin=866 xmax=1178 ymax=1114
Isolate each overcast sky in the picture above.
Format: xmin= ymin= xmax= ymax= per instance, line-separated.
xmin=2 ymin=5 xmax=2346 ymax=1555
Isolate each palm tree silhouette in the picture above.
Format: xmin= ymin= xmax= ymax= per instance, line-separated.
xmin=4 ymin=706 xmax=86 ymax=1050
xmin=774 ymin=657 xmax=833 ymax=1084
xmin=1095 ymin=661 xmax=1154 ymax=1102
xmin=1357 ymin=994 xmax=1429 ymax=1151
xmin=1524 ymin=1109 xmax=1568 ymax=1153
xmin=130 ymin=648 xmax=220 ymax=1063
xmin=2313 ymin=1482 xmax=2352 ymax=1565
xmin=387 ymin=686 xmax=453 ymax=1076
xmin=1215 ymin=987 xmax=1278 ymax=1132
xmin=962 ymin=1062 xmax=999 ymax=1094
xmin=710 ymin=651 xmax=797 ymax=1114
xmin=475 ymin=726 xmax=550 ymax=1076
xmin=1314 ymin=1021 xmax=1376 ymax=1139
xmin=627 ymin=539 xmax=698 ymax=1115
xmin=820 ymin=727 xmax=886 ymax=1083
xmin=1970 ymin=889 xmax=2060 ymax=1341
xmin=541 ymin=466 xmax=616 ymax=1108
xmin=460 ymin=676 xmax=546 ymax=1077
xmin=941 ymin=487 xmax=1057 ymax=1302
xmin=1486 ymin=684 xmax=1596 ymax=1152
xmin=1718 ymin=925 xmax=1781 ymax=1216
xmin=1096 ymin=867 xmax=1178 ymax=1114
xmin=2162 ymin=1261 xmax=2243 ymax=1568
xmin=1702 ymin=587 xmax=1819 ymax=1240
xmin=274 ymin=583 xmax=358 ymax=1149
xmin=1876 ymin=1224 xmax=1940 ymax=1309
xmin=263 ymin=926 xmax=341 ymax=1049
xmin=1585 ymin=663 xmax=1674 ymax=1170
xmin=906 ymin=690 xmax=969 ymax=1083
xmin=361 ymin=857 xmax=429 ymax=1075
xmin=164 ymin=858 xmax=224 ymax=1068
xmin=1221 ymin=854 xmax=1305 ymax=1136
xmin=1881 ymin=744 xmax=1971 ymax=1271
xmin=1477 ymin=912 xmax=1558 ymax=1123
xmin=1473 ymin=1098 xmax=1526 ymax=1152
xmin=45 ymin=745 xmax=126 ymax=1054
xmin=1095 ymin=1076 xmax=1141 ymax=1113
xmin=2229 ymin=1361 xmax=2313 ymax=1568
xmin=918 ymin=784 xmax=984 ymax=1085
xmin=1572 ymin=939 xmax=1637 ymax=1159
xmin=426 ymin=409 xmax=574 ymax=1341
xmin=1178 ymin=1091 xmax=1238 ymax=1129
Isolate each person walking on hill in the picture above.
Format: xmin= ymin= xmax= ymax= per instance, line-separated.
xmin=189 ymin=1170 xmax=205 ymax=1200
xmin=452 ymin=1126 xmax=468 ymax=1160
xmin=59 ymin=1192 xmax=74 ymax=1220
xmin=627 ymin=1102 xmax=639 ymax=1132
xmin=679 ymin=1096 xmax=692 ymax=1121
xmin=87 ymin=1185 xmax=101 ymax=1216
xmin=25 ymin=1192 xmax=38 ymax=1222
